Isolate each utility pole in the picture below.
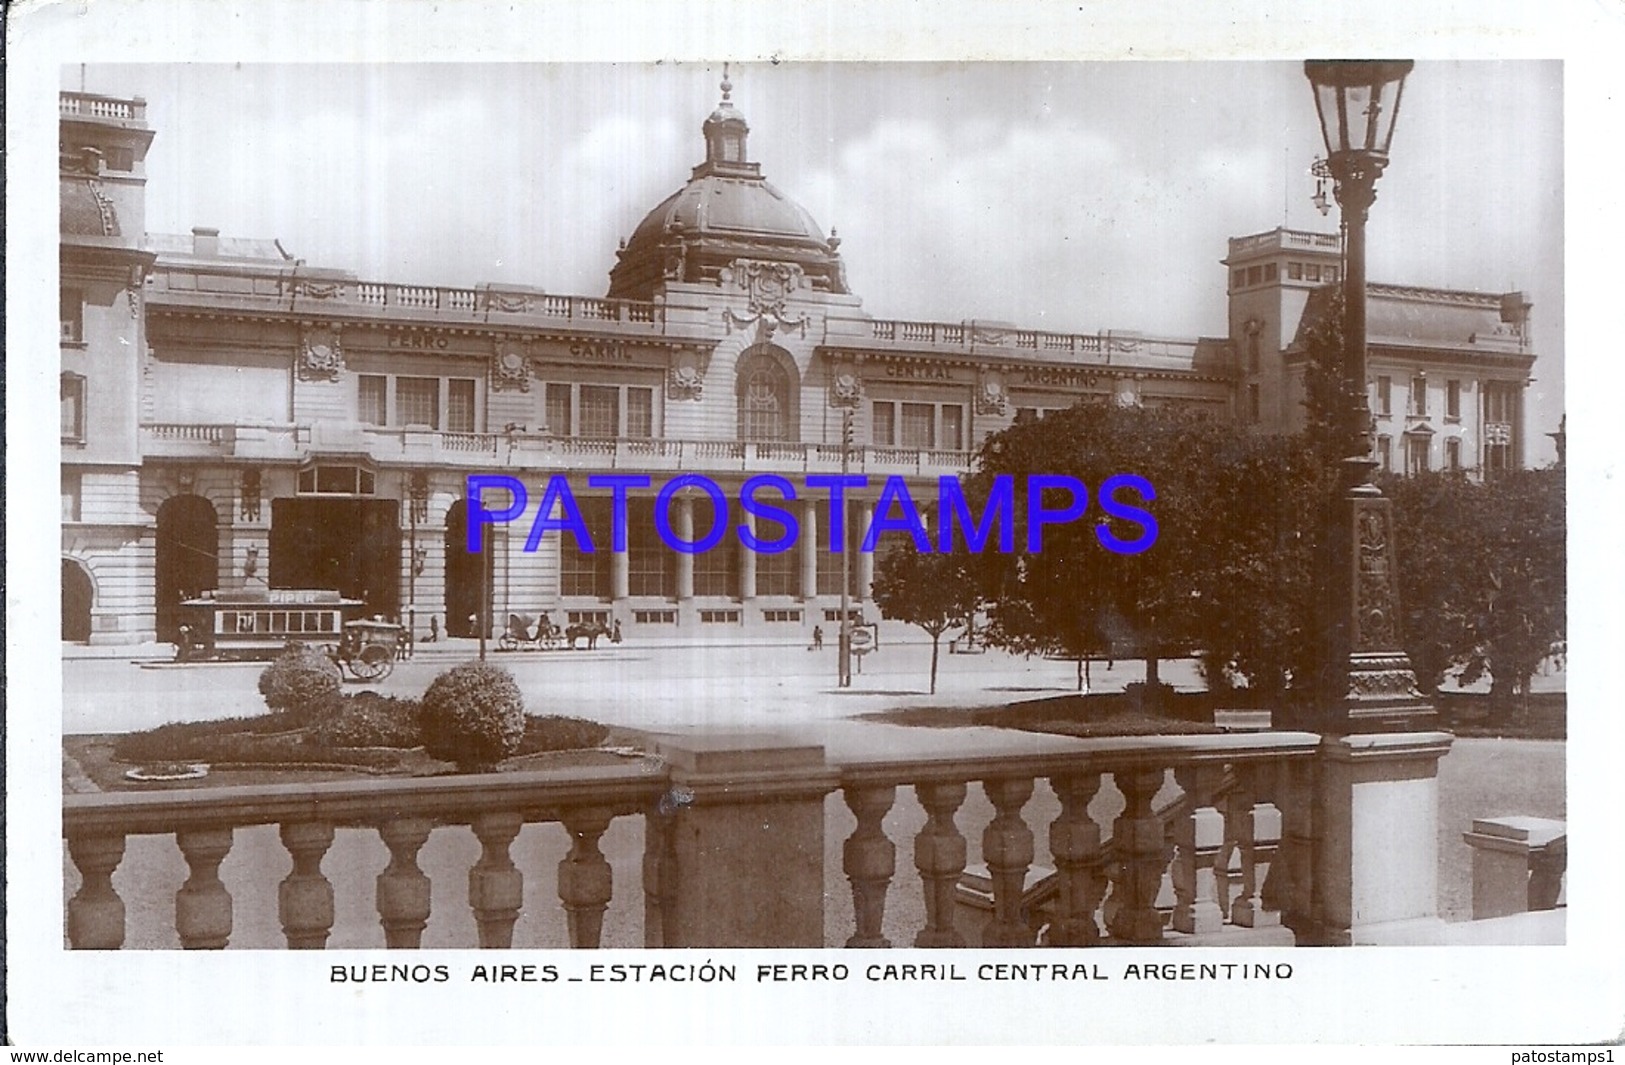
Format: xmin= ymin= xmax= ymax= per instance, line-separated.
xmin=838 ymin=407 xmax=853 ymax=688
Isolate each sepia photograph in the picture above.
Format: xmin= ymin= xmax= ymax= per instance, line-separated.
xmin=8 ymin=0 xmax=1622 ymax=1051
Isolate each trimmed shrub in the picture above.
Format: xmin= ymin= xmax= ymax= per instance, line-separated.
xmin=312 ymin=692 xmax=422 ymax=749
xmin=515 ymin=715 xmax=611 ymax=755
xmin=417 ymin=662 xmax=526 ymax=771
xmin=256 ymin=645 xmax=342 ymax=722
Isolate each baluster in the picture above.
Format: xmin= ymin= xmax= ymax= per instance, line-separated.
xmin=843 ymin=785 xmax=897 ymax=948
xmin=981 ymin=777 xmax=1036 ymax=947
xmin=175 ymin=828 xmax=234 ymax=949
xmin=279 ymin=822 xmax=336 ymax=948
xmin=1226 ymin=768 xmax=1282 ymax=928
xmin=1265 ymin=759 xmax=1316 ymax=938
xmin=468 ymin=812 xmax=524 ymax=948
xmin=67 ymin=834 xmax=127 ymax=949
xmin=1045 ymin=773 xmax=1104 ymax=946
xmin=376 ymin=818 xmax=433 ymax=948
xmin=1171 ymin=766 xmax=1225 ymax=934
xmin=558 ymin=807 xmax=614 ymax=949
xmin=1106 ymin=768 xmax=1167 ymax=944
xmin=913 ymin=782 xmax=968 ymax=948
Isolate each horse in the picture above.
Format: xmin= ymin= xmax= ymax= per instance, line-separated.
xmin=566 ymin=619 xmax=610 ymax=650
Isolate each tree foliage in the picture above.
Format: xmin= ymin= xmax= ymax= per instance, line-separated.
xmin=870 ymin=543 xmax=982 ymax=694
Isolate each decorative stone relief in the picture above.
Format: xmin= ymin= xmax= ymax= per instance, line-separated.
xmin=721 ymin=259 xmax=809 ymax=335
xmin=491 ymin=340 xmax=532 ymax=393
xmin=829 ymin=366 xmax=865 ymax=409
xmin=408 ymin=470 xmax=431 ymax=525
xmin=238 ymin=469 xmax=262 ymax=523
xmin=1354 ymin=504 xmax=1399 ymax=651
xmin=485 ymin=291 xmax=534 ymax=314
xmin=976 ymin=369 xmax=1009 ymax=415
xmin=297 ymin=325 xmax=344 ymax=381
xmin=970 ymin=324 xmax=1009 ymax=346
xmin=669 ymin=348 xmax=708 ymax=401
xmin=295 ymin=281 xmax=346 ymax=300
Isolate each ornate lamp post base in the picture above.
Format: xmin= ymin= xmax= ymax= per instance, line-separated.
xmin=1322 ymin=478 xmax=1436 ymax=733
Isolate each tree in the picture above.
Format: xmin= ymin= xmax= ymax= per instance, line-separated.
xmin=973 ymin=402 xmax=1244 ymax=704
xmin=1385 ymin=467 xmax=1565 ymax=717
xmin=870 ymin=543 xmax=981 ymax=695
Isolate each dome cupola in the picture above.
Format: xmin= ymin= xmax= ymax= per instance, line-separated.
xmin=607 ymin=69 xmax=850 ymax=301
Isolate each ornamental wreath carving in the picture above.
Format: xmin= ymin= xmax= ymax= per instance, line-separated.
xmin=829 ymin=367 xmax=865 ymax=408
xmin=491 ymin=341 xmax=532 ymax=393
xmin=721 ymin=259 xmax=809 ymax=334
xmin=976 ymin=370 xmax=1009 ymax=415
xmin=297 ymin=325 xmax=344 ymax=381
xmin=485 ymin=291 xmax=534 ymax=314
xmin=669 ymin=348 xmax=708 ymax=401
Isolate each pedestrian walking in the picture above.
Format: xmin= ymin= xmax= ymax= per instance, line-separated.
xmin=811 ymin=625 xmax=824 ymax=651
xmin=426 ymin=616 xmax=440 ymax=643
xmin=611 ymin=619 xmax=623 ymax=644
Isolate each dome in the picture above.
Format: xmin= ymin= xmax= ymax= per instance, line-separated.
xmin=607 ymin=75 xmax=849 ymax=301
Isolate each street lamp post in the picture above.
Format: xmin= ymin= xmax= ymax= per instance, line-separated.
xmin=1302 ymin=59 xmax=1435 ymax=732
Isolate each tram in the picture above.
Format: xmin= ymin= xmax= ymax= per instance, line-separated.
xmin=173 ymin=588 xmax=367 ymax=662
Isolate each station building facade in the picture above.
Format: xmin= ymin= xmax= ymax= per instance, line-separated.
xmin=58 ymin=83 xmax=1538 ymax=645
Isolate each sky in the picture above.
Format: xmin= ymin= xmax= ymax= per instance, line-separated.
xmin=72 ymin=60 xmax=1565 ymax=460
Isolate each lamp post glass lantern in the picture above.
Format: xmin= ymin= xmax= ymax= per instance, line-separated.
xmin=1300 ymin=59 xmax=1433 ymax=733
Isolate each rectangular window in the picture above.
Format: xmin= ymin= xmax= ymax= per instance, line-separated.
xmin=700 ymin=609 xmax=741 ymax=624
xmin=692 ymin=502 xmax=738 ymax=598
xmin=1376 ymin=375 xmax=1392 ymax=417
xmin=397 ymin=377 xmax=440 ymax=429
xmin=1377 ymin=435 xmax=1392 ymax=473
xmin=579 ymin=385 xmax=620 ymax=438
xmin=1446 ymin=380 xmax=1461 ymax=421
xmin=546 ymin=383 xmax=573 ymax=436
xmin=1263 ymin=263 xmax=1278 ymax=282
xmin=627 ymin=498 xmax=674 ymax=598
xmin=1325 ymin=266 xmax=1339 ymax=283
xmin=871 ymin=402 xmax=895 ymax=446
xmin=1409 ymin=376 xmax=1427 ymax=417
xmin=1305 ymin=264 xmax=1322 ymax=282
xmin=824 ymin=608 xmax=864 ymax=623
xmin=358 ymin=375 xmax=387 ymax=426
xmin=1406 ymin=436 xmax=1430 ymax=475
xmin=61 ymin=373 xmax=86 ymax=441
xmin=61 ymin=288 xmax=84 ymax=343
xmin=61 ymin=472 xmax=81 ymax=522
xmin=1247 ymin=383 xmax=1261 ymax=424
xmin=634 ymin=609 xmax=677 ymax=624
xmin=626 ymin=387 xmax=654 ymax=439
xmin=105 ymin=146 xmax=135 ymax=172
xmin=560 ymin=497 xmax=611 ymax=598
xmin=762 ymin=609 xmax=803 ymax=623
xmin=900 ymin=402 xmax=935 ymax=448
xmin=446 ymin=378 xmax=477 ymax=433
xmin=940 ymin=405 xmax=964 ymax=451
xmin=1445 ymin=437 xmax=1462 ymax=471
xmin=1245 ymin=266 xmax=1261 ymax=286
xmin=1231 ymin=269 xmax=1245 ymax=290
xmin=567 ymin=610 xmax=611 ymax=626
xmin=1288 ymin=262 xmax=1304 ymax=280
xmin=1014 ymin=408 xmax=1039 ymax=424
xmin=755 ymin=537 xmax=799 ymax=597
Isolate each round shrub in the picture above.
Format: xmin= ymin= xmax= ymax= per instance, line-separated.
xmin=257 ymin=645 xmax=342 ymax=721
xmin=417 ymin=662 xmax=525 ymax=771
xmin=311 ymin=692 xmax=422 ymax=749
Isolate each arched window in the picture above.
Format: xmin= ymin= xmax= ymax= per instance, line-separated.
xmin=737 ymin=350 xmax=795 ymax=442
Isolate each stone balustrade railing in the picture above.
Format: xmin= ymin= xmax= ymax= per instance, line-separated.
xmin=137 ymin=423 xmax=976 ymax=475
xmin=66 ymin=729 xmax=1454 ymax=949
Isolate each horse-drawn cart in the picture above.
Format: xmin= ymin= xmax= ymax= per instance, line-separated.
xmin=328 ymin=619 xmax=406 ymax=682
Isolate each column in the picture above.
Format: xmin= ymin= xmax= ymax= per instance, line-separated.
xmin=611 ymin=545 xmax=629 ymax=603
xmin=674 ymin=495 xmax=694 ymax=601
xmin=855 ymin=499 xmax=875 ymax=602
xmin=799 ymin=498 xmax=819 ymax=601
xmin=739 ymin=510 xmax=757 ymax=601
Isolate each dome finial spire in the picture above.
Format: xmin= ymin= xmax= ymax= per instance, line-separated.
xmin=721 ymin=63 xmax=732 ymax=102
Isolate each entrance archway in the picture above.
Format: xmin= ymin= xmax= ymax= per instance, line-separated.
xmin=155 ymin=494 xmax=219 ymax=642
xmin=443 ymin=500 xmax=486 ymax=637
xmin=62 ymin=558 xmax=94 ymax=642
xmin=269 ymin=498 xmax=401 ymax=617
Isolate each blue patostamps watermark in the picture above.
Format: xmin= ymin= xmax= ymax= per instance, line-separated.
xmin=464 ymin=473 xmax=1157 ymax=556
